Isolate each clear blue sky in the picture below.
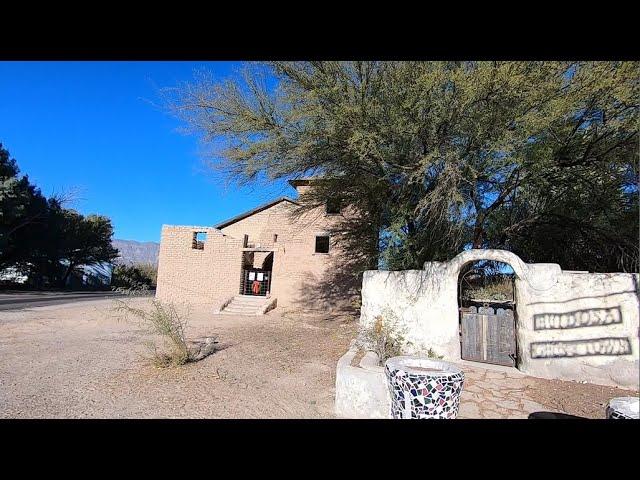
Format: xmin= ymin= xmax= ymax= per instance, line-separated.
xmin=0 ymin=61 xmax=292 ymax=243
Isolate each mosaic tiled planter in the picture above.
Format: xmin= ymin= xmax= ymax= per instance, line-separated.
xmin=606 ymin=397 xmax=639 ymax=419
xmin=384 ymin=356 xmax=464 ymax=419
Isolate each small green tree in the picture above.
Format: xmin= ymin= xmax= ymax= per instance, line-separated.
xmin=112 ymin=263 xmax=157 ymax=289
xmin=54 ymin=211 xmax=120 ymax=287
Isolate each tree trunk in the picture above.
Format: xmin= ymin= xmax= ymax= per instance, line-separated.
xmin=59 ymin=264 xmax=74 ymax=288
xmin=472 ymin=223 xmax=484 ymax=249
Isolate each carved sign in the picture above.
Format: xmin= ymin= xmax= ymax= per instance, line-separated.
xmin=533 ymin=307 xmax=622 ymax=330
xmin=530 ymin=337 xmax=631 ymax=359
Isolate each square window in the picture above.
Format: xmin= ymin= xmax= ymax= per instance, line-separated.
xmin=326 ymin=198 xmax=341 ymax=215
xmin=315 ymin=235 xmax=330 ymax=254
xmin=192 ymin=231 xmax=207 ymax=250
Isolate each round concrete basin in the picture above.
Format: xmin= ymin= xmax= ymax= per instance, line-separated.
xmin=384 ymin=356 xmax=464 ymax=419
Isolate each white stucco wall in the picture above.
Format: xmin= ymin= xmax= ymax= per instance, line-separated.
xmin=360 ymin=249 xmax=639 ymax=390
xmin=335 ymin=345 xmax=391 ymax=418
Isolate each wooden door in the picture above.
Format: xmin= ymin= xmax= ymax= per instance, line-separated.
xmin=461 ymin=306 xmax=516 ymax=367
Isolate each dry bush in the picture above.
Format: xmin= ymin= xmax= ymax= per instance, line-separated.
xmin=425 ymin=348 xmax=444 ymax=360
xmin=357 ymin=309 xmax=444 ymax=363
xmin=112 ymin=297 xmax=217 ymax=368
xmin=357 ymin=310 xmax=407 ymax=364
xmin=462 ymin=277 xmax=513 ymax=302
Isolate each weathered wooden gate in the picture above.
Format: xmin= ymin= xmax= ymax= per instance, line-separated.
xmin=460 ymin=306 xmax=516 ymax=367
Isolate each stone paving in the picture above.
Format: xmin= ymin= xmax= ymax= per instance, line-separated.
xmin=457 ymin=363 xmax=547 ymax=419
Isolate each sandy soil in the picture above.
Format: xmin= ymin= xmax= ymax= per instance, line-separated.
xmin=0 ymin=298 xmax=636 ymax=419
xmin=524 ymin=376 xmax=637 ymax=418
xmin=0 ymin=298 xmax=357 ymax=418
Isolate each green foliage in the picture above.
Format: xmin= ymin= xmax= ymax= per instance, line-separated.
xmin=1 ymin=143 xmax=50 ymax=270
xmin=112 ymin=263 xmax=157 ymax=289
xmin=0 ymin=143 xmax=119 ymax=286
xmin=357 ymin=310 xmax=407 ymax=364
xmin=426 ymin=348 xmax=444 ymax=360
xmin=165 ymin=61 xmax=639 ymax=273
xmin=462 ymin=279 xmax=513 ymax=302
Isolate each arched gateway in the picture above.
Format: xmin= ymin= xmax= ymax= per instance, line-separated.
xmin=360 ymin=248 xmax=639 ymax=389
xmin=456 ymin=255 xmax=518 ymax=367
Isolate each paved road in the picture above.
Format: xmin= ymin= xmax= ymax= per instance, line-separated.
xmin=0 ymin=291 xmax=147 ymax=311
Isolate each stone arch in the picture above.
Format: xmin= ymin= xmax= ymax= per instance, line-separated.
xmin=441 ymin=249 xmax=560 ymax=292
xmin=447 ymin=249 xmax=528 ymax=280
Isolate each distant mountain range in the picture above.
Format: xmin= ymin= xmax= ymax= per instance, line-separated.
xmin=112 ymin=239 xmax=160 ymax=266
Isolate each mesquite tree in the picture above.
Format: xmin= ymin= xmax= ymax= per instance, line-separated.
xmin=164 ymin=61 xmax=639 ymax=273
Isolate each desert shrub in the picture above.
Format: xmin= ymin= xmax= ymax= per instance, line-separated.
xmin=135 ymin=263 xmax=157 ymax=285
xmin=113 ymin=297 xmax=217 ymax=368
xmin=357 ymin=310 xmax=407 ymax=364
xmin=111 ymin=263 xmax=157 ymax=290
xmin=425 ymin=347 xmax=444 ymax=360
xmin=461 ymin=276 xmax=513 ymax=302
xmin=357 ymin=310 xmax=446 ymax=364
xmin=350 ymin=296 xmax=362 ymax=312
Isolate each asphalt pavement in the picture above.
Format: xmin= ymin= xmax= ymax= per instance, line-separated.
xmin=0 ymin=290 xmax=149 ymax=311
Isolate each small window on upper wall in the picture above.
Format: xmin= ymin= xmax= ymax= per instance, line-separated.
xmin=326 ymin=197 xmax=341 ymax=215
xmin=315 ymin=235 xmax=330 ymax=254
xmin=192 ymin=232 xmax=207 ymax=250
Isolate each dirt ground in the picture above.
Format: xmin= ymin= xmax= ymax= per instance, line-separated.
xmin=0 ymin=298 xmax=357 ymax=418
xmin=0 ymin=298 xmax=636 ymax=418
xmin=524 ymin=375 xmax=636 ymax=418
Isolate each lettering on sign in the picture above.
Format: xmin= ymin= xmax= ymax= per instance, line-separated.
xmin=530 ymin=337 xmax=632 ymax=359
xmin=533 ymin=307 xmax=622 ymax=330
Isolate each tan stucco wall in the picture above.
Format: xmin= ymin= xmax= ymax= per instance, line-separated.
xmin=219 ymin=200 xmax=346 ymax=309
xmin=156 ymin=187 xmax=355 ymax=310
xmin=155 ymin=226 xmax=243 ymax=309
xmin=360 ymin=249 xmax=639 ymax=389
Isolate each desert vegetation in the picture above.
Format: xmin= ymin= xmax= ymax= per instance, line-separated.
xmin=164 ymin=61 xmax=638 ymax=278
xmin=357 ymin=310 xmax=407 ymax=363
xmin=111 ymin=263 xmax=157 ymax=290
xmin=112 ymin=297 xmax=218 ymax=368
xmin=1 ymin=143 xmax=118 ymax=288
xmin=357 ymin=310 xmax=444 ymax=363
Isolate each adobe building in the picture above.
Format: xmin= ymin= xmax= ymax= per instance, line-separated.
xmin=155 ymin=179 xmax=354 ymax=314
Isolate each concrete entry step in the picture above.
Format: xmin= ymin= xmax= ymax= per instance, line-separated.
xmin=234 ymin=295 xmax=268 ymax=302
xmin=220 ymin=295 xmax=272 ymax=315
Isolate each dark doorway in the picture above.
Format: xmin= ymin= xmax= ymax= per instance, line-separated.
xmin=458 ymin=260 xmax=517 ymax=367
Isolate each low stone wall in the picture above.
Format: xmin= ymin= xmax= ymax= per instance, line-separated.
xmin=334 ymin=345 xmax=390 ymax=418
xmin=359 ymin=249 xmax=639 ymax=390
